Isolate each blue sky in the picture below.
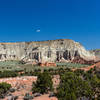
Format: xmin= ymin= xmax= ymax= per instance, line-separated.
xmin=0 ymin=0 xmax=100 ymax=49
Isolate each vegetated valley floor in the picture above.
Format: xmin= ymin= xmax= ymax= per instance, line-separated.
xmin=0 ymin=60 xmax=89 ymax=72
xmin=0 ymin=60 xmax=96 ymax=100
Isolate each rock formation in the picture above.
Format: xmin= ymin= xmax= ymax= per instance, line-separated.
xmin=90 ymin=49 xmax=100 ymax=59
xmin=0 ymin=39 xmax=96 ymax=63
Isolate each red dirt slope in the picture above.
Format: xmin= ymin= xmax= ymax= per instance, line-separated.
xmin=79 ymin=61 xmax=100 ymax=71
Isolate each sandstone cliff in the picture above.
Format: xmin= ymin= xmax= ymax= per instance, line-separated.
xmin=0 ymin=39 xmax=96 ymax=63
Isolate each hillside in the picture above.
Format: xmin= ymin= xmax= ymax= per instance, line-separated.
xmin=0 ymin=39 xmax=96 ymax=63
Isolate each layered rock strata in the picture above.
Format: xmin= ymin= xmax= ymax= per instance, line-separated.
xmin=0 ymin=39 xmax=96 ymax=63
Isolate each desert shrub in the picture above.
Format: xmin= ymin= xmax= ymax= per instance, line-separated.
xmin=56 ymin=72 xmax=93 ymax=100
xmin=0 ymin=82 xmax=11 ymax=98
xmin=32 ymin=72 xmax=53 ymax=94
xmin=24 ymin=93 xmax=33 ymax=100
xmin=0 ymin=71 xmax=18 ymax=78
xmin=9 ymin=88 xmax=16 ymax=93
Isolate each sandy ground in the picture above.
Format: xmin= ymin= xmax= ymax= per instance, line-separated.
xmin=34 ymin=94 xmax=57 ymax=100
xmin=2 ymin=94 xmax=58 ymax=100
xmin=3 ymin=94 xmax=58 ymax=100
xmin=34 ymin=95 xmax=58 ymax=100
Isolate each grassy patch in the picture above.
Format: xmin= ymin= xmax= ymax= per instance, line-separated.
xmin=0 ymin=61 xmax=89 ymax=72
xmin=0 ymin=60 xmax=23 ymax=71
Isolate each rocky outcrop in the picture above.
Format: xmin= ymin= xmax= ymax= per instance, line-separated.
xmin=0 ymin=39 xmax=96 ymax=63
xmin=90 ymin=49 xmax=100 ymax=59
xmin=72 ymin=56 xmax=95 ymax=65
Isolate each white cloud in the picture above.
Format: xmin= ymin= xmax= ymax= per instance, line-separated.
xmin=36 ymin=29 xmax=40 ymax=32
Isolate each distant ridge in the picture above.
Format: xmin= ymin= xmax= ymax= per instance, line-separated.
xmin=0 ymin=39 xmax=96 ymax=64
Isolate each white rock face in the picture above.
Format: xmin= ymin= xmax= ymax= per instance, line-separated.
xmin=0 ymin=39 xmax=96 ymax=62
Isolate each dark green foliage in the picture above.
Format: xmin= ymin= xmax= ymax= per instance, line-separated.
xmin=88 ymin=75 xmax=100 ymax=98
xmin=0 ymin=82 xmax=11 ymax=98
xmin=56 ymin=72 xmax=93 ymax=100
xmin=74 ymin=69 xmax=85 ymax=76
xmin=82 ymin=68 xmax=100 ymax=99
xmin=0 ymin=71 xmax=18 ymax=78
xmin=32 ymin=72 xmax=53 ymax=94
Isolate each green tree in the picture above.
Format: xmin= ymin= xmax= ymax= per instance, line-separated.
xmin=0 ymin=82 xmax=11 ymax=98
xmin=32 ymin=72 xmax=53 ymax=94
xmin=56 ymin=72 xmax=93 ymax=100
xmin=89 ymin=75 xmax=100 ymax=99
